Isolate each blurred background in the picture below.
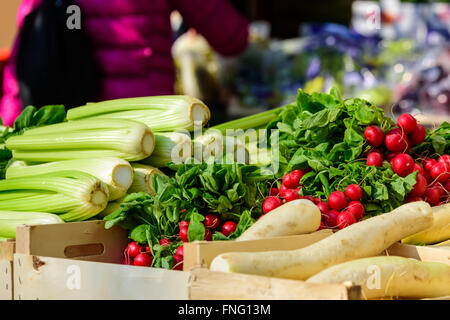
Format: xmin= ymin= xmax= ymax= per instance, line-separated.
xmin=1 ymin=0 xmax=450 ymax=126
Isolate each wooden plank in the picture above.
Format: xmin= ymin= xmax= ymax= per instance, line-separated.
xmin=183 ymin=229 xmax=333 ymax=271
xmin=188 ymin=267 xmax=361 ymax=300
xmin=385 ymin=243 xmax=450 ymax=266
xmin=15 ymin=220 xmax=128 ymax=263
xmin=0 ymin=260 xmax=12 ymax=300
xmin=0 ymin=240 xmax=15 ymax=261
xmin=434 ymin=239 xmax=450 ymax=247
xmin=0 ymin=240 xmax=15 ymax=300
xmin=13 ymin=254 xmax=190 ymax=300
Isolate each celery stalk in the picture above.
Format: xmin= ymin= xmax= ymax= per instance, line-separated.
xmin=0 ymin=211 xmax=64 ymax=238
xmin=129 ymin=164 xmax=165 ymax=195
xmin=0 ymin=171 xmax=109 ymax=221
xmin=66 ymin=96 xmax=211 ymax=132
xmin=6 ymin=158 xmax=133 ymax=201
xmin=6 ymin=118 xmax=155 ymax=162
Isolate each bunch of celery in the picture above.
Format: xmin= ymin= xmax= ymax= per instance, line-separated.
xmin=129 ymin=163 xmax=165 ymax=195
xmin=6 ymin=158 xmax=133 ymax=201
xmin=5 ymin=118 xmax=155 ymax=162
xmin=0 ymin=211 xmax=64 ymax=239
xmin=0 ymin=171 xmax=109 ymax=221
xmin=66 ymin=96 xmax=211 ymax=132
xmin=140 ymin=132 xmax=192 ymax=168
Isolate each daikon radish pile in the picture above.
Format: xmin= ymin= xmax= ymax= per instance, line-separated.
xmin=402 ymin=203 xmax=450 ymax=245
xmin=210 ymin=201 xmax=434 ymax=280
xmin=306 ymin=256 xmax=450 ymax=299
xmin=236 ymin=199 xmax=321 ymax=241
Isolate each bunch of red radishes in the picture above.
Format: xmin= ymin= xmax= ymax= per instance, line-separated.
xmin=262 ymin=168 xmax=366 ymax=229
xmin=178 ymin=215 xmax=238 ymax=243
xmin=121 ymin=238 xmax=184 ymax=271
xmin=364 ymin=113 xmax=449 ymax=206
xmin=262 ymin=169 xmax=309 ymax=215
xmin=318 ymin=185 xmax=366 ymax=229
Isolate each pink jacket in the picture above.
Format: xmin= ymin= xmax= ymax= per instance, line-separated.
xmin=0 ymin=0 xmax=248 ymax=126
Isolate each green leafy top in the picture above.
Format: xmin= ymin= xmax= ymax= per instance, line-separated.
xmin=0 ymin=105 xmax=66 ymax=179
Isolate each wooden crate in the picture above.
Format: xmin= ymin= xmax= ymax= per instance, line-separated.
xmin=13 ymin=220 xmax=190 ymax=300
xmin=183 ymin=229 xmax=334 ymax=271
xmin=188 ymin=267 xmax=361 ymax=300
xmin=384 ymin=242 xmax=450 ymax=266
xmin=0 ymin=240 xmax=15 ymax=300
xmin=185 ymin=229 xmax=364 ymax=300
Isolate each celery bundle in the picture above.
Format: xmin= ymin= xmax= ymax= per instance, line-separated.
xmin=0 ymin=211 xmax=64 ymax=239
xmin=66 ymin=96 xmax=211 ymax=132
xmin=140 ymin=132 xmax=192 ymax=168
xmin=129 ymin=163 xmax=165 ymax=195
xmin=5 ymin=118 xmax=155 ymax=162
xmin=0 ymin=171 xmax=109 ymax=221
xmin=6 ymin=158 xmax=133 ymax=201
xmin=194 ymin=130 xmax=249 ymax=164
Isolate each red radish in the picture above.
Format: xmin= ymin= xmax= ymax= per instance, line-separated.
xmin=269 ymin=187 xmax=279 ymax=196
xmin=328 ymin=191 xmax=348 ymax=210
xmin=279 ymin=184 xmax=289 ymax=197
xmin=222 ymin=221 xmax=237 ymax=237
xmin=425 ymin=187 xmax=442 ymax=204
xmin=126 ymin=241 xmax=142 ymax=258
xmin=289 ymin=170 xmax=305 ymax=187
xmin=145 ymin=244 xmax=151 ymax=253
xmin=345 ymin=184 xmax=363 ymax=201
xmin=282 ymin=173 xmax=298 ymax=189
xmin=179 ymin=226 xmax=189 ymax=242
xmin=397 ymin=114 xmax=417 ymax=133
xmin=438 ymin=155 xmax=450 ymax=167
xmin=133 ymin=253 xmax=153 ymax=267
xmin=300 ymin=195 xmax=315 ymax=202
xmin=204 ymin=228 xmax=212 ymax=241
xmin=203 ymin=214 xmax=220 ymax=229
xmin=423 ymin=158 xmax=437 ymax=172
xmin=385 ymin=152 xmax=398 ymax=163
xmin=384 ymin=129 xmax=409 ymax=152
xmin=392 ymin=153 xmax=415 ymax=177
xmin=366 ymin=151 xmax=383 ymax=167
xmin=173 ymin=254 xmax=183 ymax=271
xmin=346 ymin=201 xmax=365 ymax=220
xmin=423 ymin=170 xmax=433 ymax=184
xmin=406 ymin=196 xmax=424 ymax=203
xmin=317 ymin=201 xmax=329 ymax=214
xmin=179 ymin=220 xmax=189 ymax=229
xmin=336 ymin=211 xmax=357 ymax=229
xmin=445 ymin=180 xmax=450 ymax=192
xmin=176 ymin=245 xmax=184 ymax=257
xmin=409 ymin=173 xmax=428 ymax=197
xmin=121 ymin=257 xmax=133 ymax=265
xmin=283 ymin=189 xmax=300 ymax=202
xmin=159 ymin=238 xmax=171 ymax=246
xmin=366 ymin=148 xmax=383 ymax=157
xmin=413 ymin=163 xmax=425 ymax=176
xmin=262 ymin=196 xmax=284 ymax=214
xmin=322 ymin=210 xmax=339 ymax=228
xmin=364 ymin=125 xmax=384 ymax=147
xmin=318 ymin=221 xmax=327 ymax=230
xmin=313 ymin=197 xmax=321 ymax=205
xmin=409 ymin=124 xmax=426 ymax=145
xmin=430 ymin=162 xmax=450 ymax=182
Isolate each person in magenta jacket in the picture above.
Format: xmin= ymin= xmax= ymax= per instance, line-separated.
xmin=0 ymin=0 xmax=249 ymax=127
